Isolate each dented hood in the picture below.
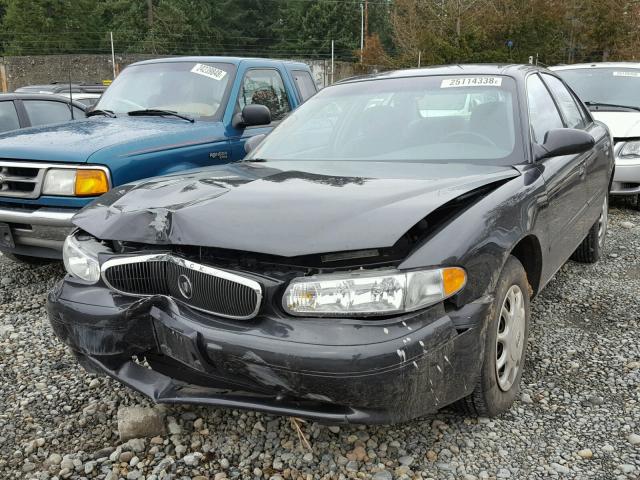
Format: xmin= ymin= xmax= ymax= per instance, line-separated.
xmin=74 ymin=161 xmax=520 ymax=257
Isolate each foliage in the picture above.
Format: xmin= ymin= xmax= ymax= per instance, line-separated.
xmin=0 ymin=0 xmax=638 ymax=66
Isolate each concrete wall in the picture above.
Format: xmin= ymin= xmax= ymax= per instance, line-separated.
xmin=0 ymin=54 xmax=378 ymax=92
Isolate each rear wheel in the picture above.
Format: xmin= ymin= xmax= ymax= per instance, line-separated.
xmin=571 ymin=195 xmax=607 ymax=263
xmin=457 ymin=255 xmax=530 ymax=417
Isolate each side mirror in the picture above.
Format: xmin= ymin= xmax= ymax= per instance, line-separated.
xmin=244 ymin=134 xmax=266 ymax=154
xmin=232 ymin=104 xmax=271 ymax=129
xmin=535 ymin=128 xmax=595 ymax=160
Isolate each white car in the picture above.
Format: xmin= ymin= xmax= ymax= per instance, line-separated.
xmin=551 ymin=63 xmax=640 ymax=204
xmin=55 ymin=92 xmax=101 ymax=108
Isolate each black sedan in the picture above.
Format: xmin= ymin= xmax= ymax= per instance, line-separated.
xmin=0 ymin=93 xmax=86 ymax=134
xmin=47 ymin=65 xmax=613 ymax=424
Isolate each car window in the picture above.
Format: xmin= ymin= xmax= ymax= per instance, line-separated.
xmin=555 ymin=67 xmax=640 ymax=110
xmin=292 ymin=70 xmax=317 ymax=102
xmin=527 ymin=74 xmax=564 ymax=143
xmin=23 ymin=100 xmax=73 ymax=127
xmin=542 ymin=74 xmax=586 ymax=129
xmin=0 ymin=101 xmax=21 ymax=133
xmin=248 ymin=75 xmax=525 ymax=166
xmin=238 ymin=69 xmax=291 ymax=121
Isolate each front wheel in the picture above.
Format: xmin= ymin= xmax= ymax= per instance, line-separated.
xmin=571 ymin=194 xmax=608 ymax=263
xmin=457 ymin=255 xmax=530 ymax=416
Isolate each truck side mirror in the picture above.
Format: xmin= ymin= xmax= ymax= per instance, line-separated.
xmin=232 ymin=104 xmax=271 ymax=129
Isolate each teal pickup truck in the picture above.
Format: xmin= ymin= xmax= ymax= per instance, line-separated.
xmin=0 ymin=56 xmax=317 ymax=262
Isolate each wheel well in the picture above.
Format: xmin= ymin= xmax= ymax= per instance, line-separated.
xmin=510 ymin=235 xmax=542 ymax=297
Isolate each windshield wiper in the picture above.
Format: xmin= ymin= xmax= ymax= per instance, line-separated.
xmin=584 ymin=101 xmax=640 ymax=112
xmin=86 ymin=109 xmax=116 ymax=118
xmin=242 ymin=158 xmax=268 ymax=163
xmin=127 ymin=109 xmax=195 ymax=122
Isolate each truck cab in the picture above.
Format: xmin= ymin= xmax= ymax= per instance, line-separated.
xmin=0 ymin=57 xmax=317 ymax=262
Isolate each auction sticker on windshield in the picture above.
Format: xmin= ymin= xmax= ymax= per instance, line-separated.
xmin=441 ymin=77 xmax=503 ymax=88
xmin=191 ymin=63 xmax=227 ymax=81
xmin=613 ymin=71 xmax=640 ymax=78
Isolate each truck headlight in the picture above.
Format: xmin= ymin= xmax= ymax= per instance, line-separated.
xmin=283 ymin=267 xmax=466 ymax=317
xmin=62 ymin=234 xmax=101 ymax=283
xmin=42 ymin=168 xmax=109 ymax=196
xmin=619 ymin=140 xmax=640 ymax=158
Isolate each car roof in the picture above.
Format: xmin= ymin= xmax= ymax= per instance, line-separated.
xmin=130 ymin=56 xmax=309 ymax=69
xmin=0 ymin=92 xmax=87 ymax=109
xmin=336 ymin=63 xmax=548 ymax=84
xmin=15 ymin=83 xmax=107 ymax=94
xmin=550 ymin=62 xmax=640 ymax=71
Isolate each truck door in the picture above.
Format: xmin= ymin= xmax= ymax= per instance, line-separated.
xmin=226 ymin=67 xmax=295 ymax=160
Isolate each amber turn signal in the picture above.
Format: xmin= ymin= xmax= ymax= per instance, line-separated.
xmin=442 ymin=267 xmax=467 ymax=296
xmin=74 ymin=170 xmax=109 ymax=196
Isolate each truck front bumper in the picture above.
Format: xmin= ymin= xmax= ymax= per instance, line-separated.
xmin=47 ymin=277 xmax=491 ymax=424
xmin=0 ymin=205 xmax=76 ymax=259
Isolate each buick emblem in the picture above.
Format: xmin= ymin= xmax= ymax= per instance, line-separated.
xmin=177 ymin=274 xmax=193 ymax=299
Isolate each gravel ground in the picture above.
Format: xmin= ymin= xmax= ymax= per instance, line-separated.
xmin=0 ymin=206 xmax=638 ymax=480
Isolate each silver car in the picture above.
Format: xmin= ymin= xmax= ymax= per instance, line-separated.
xmin=551 ymin=62 xmax=640 ymax=203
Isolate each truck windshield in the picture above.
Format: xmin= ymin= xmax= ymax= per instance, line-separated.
xmin=248 ymin=75 xmax=523 ymax=166
xmin=556 ymin=67 xmax=640 ymax=110
xmin=96 ymin=62 xmax=235 ymax=120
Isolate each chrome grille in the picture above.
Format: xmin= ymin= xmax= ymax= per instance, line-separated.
xmin=102 ymin=254 xmax=263 ymax=320
xmin=0 ymin=161 xmax=45 ymax=199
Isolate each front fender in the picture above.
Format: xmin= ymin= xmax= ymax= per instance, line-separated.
xmin=399 ymin=165 xmax=547 ymax=306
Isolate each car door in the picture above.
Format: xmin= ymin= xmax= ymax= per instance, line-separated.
xmin=527 ymin=73 xmax=588 ymax=270
xmin=227 ymin=67 xmax=294 ymax=160
xmin=541 ymin=73 xmax=611 ymax=232
xmin=0 ymin=100 xmax=23 ymax=133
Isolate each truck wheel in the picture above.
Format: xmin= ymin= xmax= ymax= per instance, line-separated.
xmin=2 ymin=252 xmax=55 ymax=265
xmin=456 ymin=255 xmax=530 ymax=417
xmin=571 ymin=195 xmax=607 ymax=263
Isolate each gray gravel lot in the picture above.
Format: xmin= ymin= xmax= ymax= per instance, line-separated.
xmin=0 ymin=206 xmax=638 ymax=480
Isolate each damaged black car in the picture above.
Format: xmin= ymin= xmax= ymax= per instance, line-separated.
xmin=48 ymin=65 xmax=614 ymax=424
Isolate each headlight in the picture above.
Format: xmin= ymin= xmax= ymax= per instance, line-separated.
xmin=62 ymin=234 xmax=101 ymax=283
xmin=619 ymin=140 xmax=640 ymax=158
xmin=283 ymin=267 xmax=466 ymax=317
xmin=42 ymin=168 xmax=109 ymax=196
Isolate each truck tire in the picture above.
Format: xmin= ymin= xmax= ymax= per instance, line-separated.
xmin=571 ymin=194 xmax=607 ymax=263
xmin=456 ymin=255 xmax=530 ymax=417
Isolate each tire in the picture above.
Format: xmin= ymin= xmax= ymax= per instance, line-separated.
xmin=1 ymin=252 xmax=55 ymax=265
xmin=456 ymin=255 xmax=530 ymax=417
xmin=571 ymin=194 xmax=608 ymax=263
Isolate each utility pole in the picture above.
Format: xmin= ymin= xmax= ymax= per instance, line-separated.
xmin=418 ymin=51 xmax=421 ymax=68
xmin=331 ymin=40 xmax=335 ymax=85
xmin=147 ymin=0 xmax=154 ymax=27
xmin=360 ymin=2 xmax=364 ymax=63
xmin=110 ymin=32 xmax=116 ymax=79
xmin=364 ymin=0 xmax=369 ymax=43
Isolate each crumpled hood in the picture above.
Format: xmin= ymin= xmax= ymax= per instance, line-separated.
xmin=74 ymin=161 xmax=520 ymax=257
xmin=0 ymin=117 xmax=220 ymax=163
xmin=592 ymin=111 xmax=640 ymax=138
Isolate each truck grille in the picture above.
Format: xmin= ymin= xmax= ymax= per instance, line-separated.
xmin=102 ymin=254 xmax=263 ymax=320
xmin=0 ymin=161 xmax=45 ymax=199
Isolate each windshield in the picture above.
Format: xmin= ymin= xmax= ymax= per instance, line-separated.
xmin=248 ymin=75 xmax=523 ymax=165
xmin=96 ymin=62 xmax=235 ymax=119
xmin=555 ymin=67 xmax=640 ymax=110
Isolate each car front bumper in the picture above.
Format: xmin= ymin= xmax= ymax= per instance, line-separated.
xmin=47 ymin=277 xmax=492 ymax=424
xmin=611 ymin=156 xmax=640 ymax=195
xmin=0 ymin=205 xmax=76 ymax=258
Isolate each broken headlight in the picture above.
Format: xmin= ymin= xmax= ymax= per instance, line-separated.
xmin=62 ymin=232 xmax=103 ymax=283
xmin=283 ymin=267 xmax=466 ymax=317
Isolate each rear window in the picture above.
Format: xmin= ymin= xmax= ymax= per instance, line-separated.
xmin=292 ymin=70 xmax=317 ymax=102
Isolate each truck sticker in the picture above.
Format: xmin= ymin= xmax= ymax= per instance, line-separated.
xmin=191 ymin=63 xmax=227 ymax=81
xmin=613 ymin=71 xmax=640 ymax=78
xmin=440 ymin=77 xmax=502 ymax=88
